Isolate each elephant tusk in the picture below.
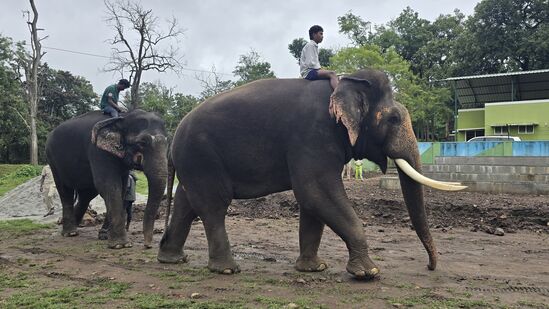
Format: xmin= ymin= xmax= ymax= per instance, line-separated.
xmin=394 ymin=159 xmax=467 ymax=191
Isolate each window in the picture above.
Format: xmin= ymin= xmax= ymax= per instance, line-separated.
xmin=493 ymin=126 xmax=508 ymax=135
xmin=518 ymin=125 xmax=534 ymax=134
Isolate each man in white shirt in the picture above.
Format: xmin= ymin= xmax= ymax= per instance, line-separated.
xmin=299 ymin=25 xmax=338 ymax=90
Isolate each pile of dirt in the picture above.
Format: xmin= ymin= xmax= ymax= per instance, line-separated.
xmin=227 ymin=173 xmax=549 ymax=234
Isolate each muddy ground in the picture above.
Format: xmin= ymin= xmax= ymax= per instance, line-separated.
xmin=1 ymin=175 xmax=548 ymax=308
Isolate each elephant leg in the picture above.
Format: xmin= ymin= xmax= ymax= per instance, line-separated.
xmin=90 ymin=154 xmax=131 ymax=249
xmin=201 ymin=208 xmax=239 ymax=274
xmin=58 ymin=184 xmax=78 ymax=237
xmin=158 ymin=185 xmax=197 ymax=264
xmin=185 ymin=180 xmax=238 ymax=274
xmin=290 ymin=157 xmax=379 ymax=279
xmin=75 ymin=188 xmax=98 ymax=226
xmin=295 ymin=208 xmax=327 ymax=272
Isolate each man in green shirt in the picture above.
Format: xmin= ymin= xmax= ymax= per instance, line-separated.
xmin=100 ymin=79 xmax=130 ymax=117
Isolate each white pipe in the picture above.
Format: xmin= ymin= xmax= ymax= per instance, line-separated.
xmin=394 ymin=159 xmax=467 ymax=191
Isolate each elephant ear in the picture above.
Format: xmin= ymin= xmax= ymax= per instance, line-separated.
xmin=91 ymin=117 xmax=125 ymax=158
xmin=329 ymin=76 xmax=371 ymax=146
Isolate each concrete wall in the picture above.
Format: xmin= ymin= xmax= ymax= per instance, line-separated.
xmin=422 ymin=157 xmax=549 ymax=195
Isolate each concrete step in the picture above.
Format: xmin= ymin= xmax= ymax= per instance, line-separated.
xmin=423 ymin=164 xmax=549 ymax=175
xmin=423 ymin=172 xmax=549 ymax=183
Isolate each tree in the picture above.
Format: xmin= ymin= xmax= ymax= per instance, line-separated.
xmin=288 ymin=38 xmax=334 ymax=67
xmin=36 ymin=64 xmax=96 ymax=161
xmin=138 ymin=81 xmax=200 ymax=137
xmin=454 ymin=0 xmax=549 ymax=74
xmin=232 ymin=50 xmax=275 ymax=86
xmin=0 ymin=36 xmax=28 ymax=163
xmin=104 ymin=0 xmax=184 ymax=109
xmin=337 ymin=11 xmax=371 ymax=46
xmin=15 ymin=0 xmax=46 ymax=165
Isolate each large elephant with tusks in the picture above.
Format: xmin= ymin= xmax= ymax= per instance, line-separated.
xmin=159 ymin=69 xmax=465 ymax=279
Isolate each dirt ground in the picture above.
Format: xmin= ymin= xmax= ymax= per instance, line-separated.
xmin=1 ymin=174 xmax=548 ymax=308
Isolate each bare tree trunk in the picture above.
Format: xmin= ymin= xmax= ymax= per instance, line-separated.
xmin=130 ymin=70 xmax=142 ymax=109
xmin=26 ymin=0 xmax=44 ymax=165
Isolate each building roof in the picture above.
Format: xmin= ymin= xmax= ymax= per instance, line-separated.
xmin=441 ymin=69 xmax=549 ymax=108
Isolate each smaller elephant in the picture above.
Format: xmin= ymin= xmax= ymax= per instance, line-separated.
xmin=46 ymin=109 xmax=168 ymax=248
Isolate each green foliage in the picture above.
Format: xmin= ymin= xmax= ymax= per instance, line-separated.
xmin=0 ymin=272 xmax=34 ymax=291
xmin=233 ymin=49 xmax=276 ymax=87
xmin=0 ymin=164 xmax=43 ymax=197
xmin=138 ymin=82 xmax=200 ymax=137
xmin=12 ymin=165 xmax=41 ymax=178
xmin=338 ymin=11 xmax=371 ymax=46
xmin=0 ymin=36 xmax=28 ymax=164
xmin=288 ymin=38 xmax=307 ymax=60
xmin=455 ymin=0 xmax=549 ymax=74
xmin=0 ymin=219 xmax=53 ymax=237
xmin=387 ymin=293 xmax=492 ymax=308
xmin=0 ymin=34 xmax=97 ymax=164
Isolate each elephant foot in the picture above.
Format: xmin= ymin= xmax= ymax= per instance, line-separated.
xmin=208 ymin=258 xmax=240 ymax=275
xmin=157 ymin=251 xmax=188 ymax=264
xmin=61 ymin=228 xmax=78 ymax=237
xmin=98 ymin=229 xmax=108 ymax=240
xmin=346 ymin=255 xmax=380 ymax=280
xmin=295 ymin=256 xmax=328 ymax=272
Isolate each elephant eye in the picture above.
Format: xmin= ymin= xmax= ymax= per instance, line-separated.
xmin=388 ymin=115 xmax=400 ymax=125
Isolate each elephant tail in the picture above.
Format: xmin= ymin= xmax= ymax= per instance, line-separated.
xmin=164 ymin=147 xmax=175 ymax=231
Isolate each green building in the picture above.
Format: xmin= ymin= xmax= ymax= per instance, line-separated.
xmin=443 ymin=69 xmax=549 ymax=142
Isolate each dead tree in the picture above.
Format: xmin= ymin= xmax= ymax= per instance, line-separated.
xmin=17 ymin=0 xmax=47 ymax=165
xmin=104 ymin=0 xmax=184 ymax=109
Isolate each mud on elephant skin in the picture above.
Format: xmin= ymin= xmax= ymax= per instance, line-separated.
xmin=46 ymin=109 xmax=168 ymax=249
xmin=159 ymin=69 xmax=464 ymax=279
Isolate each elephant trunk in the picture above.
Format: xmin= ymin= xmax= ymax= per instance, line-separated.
xmin=142 ymin=135 xmax=168 ymax=248
xmin=396 ymin=149 xmax=437 ymax=270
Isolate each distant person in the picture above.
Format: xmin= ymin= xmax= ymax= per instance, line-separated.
xmin=299 ymin=25 xmax=338 ymax=90
xmin=100 ymin=79 xmax=130 ymax=118
xmin=354 ymin=159 xmax=364 ymax=181
xmin=124 ymin=172 xmax=137 ymax=231
xmin=40 ymin=165 xmax=57 ymax=216
xmin=342 ymin=162 xmax=352 ymax=180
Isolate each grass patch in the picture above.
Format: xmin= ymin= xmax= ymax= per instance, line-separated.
xmin=152 ymin=268 xmax=215 ymax=283
xmin=0 ymin=272 xmax=35 ymax=291
xmin=255 ymin=295 xmax=325 ymax=309
xmin=516 ymin=300 xmax=549 ymax=309
xmin=134 ymin=170 xmax=178 ymax=195
xmin=0 ymin=219 xmax=54 ymax=237
xmin=387 ymin=293 xmax=493 ymax=308
xmin=134 ymin=171 xmax=149 ymax=195
xmin=0 ymin=278 xmax=132 ymax=308
xmin=129 ymin=293 xmax=248 ymax=309
xmin=0 ymin=164 xmax=42 ymax=197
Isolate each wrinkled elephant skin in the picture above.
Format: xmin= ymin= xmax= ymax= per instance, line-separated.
xmin=159 ymin=69 xmax=438 ymax=279
xmin=46 ymin=110 xmax=167 ymax=249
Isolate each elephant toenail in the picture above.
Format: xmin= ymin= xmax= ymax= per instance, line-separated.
xmin=370 ymin=268 xmax=379 ymax=275
xmin=317 ymin=263 xmax=327 ymax=271
xmin=222 ymin=269 xmax=233 ymax=274
xmin=356 ymin=270 xmax=366 ymax=277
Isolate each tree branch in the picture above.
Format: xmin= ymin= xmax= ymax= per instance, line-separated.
xmin=10 ymin=106 xmax=30 ymax=130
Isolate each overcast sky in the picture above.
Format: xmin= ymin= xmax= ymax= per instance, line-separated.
xmin=0 ymin=0 xmax=481 ymax=97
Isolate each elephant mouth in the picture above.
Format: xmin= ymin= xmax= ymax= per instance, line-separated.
xmin=394 ymin=159 xmax=467 ymax=191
